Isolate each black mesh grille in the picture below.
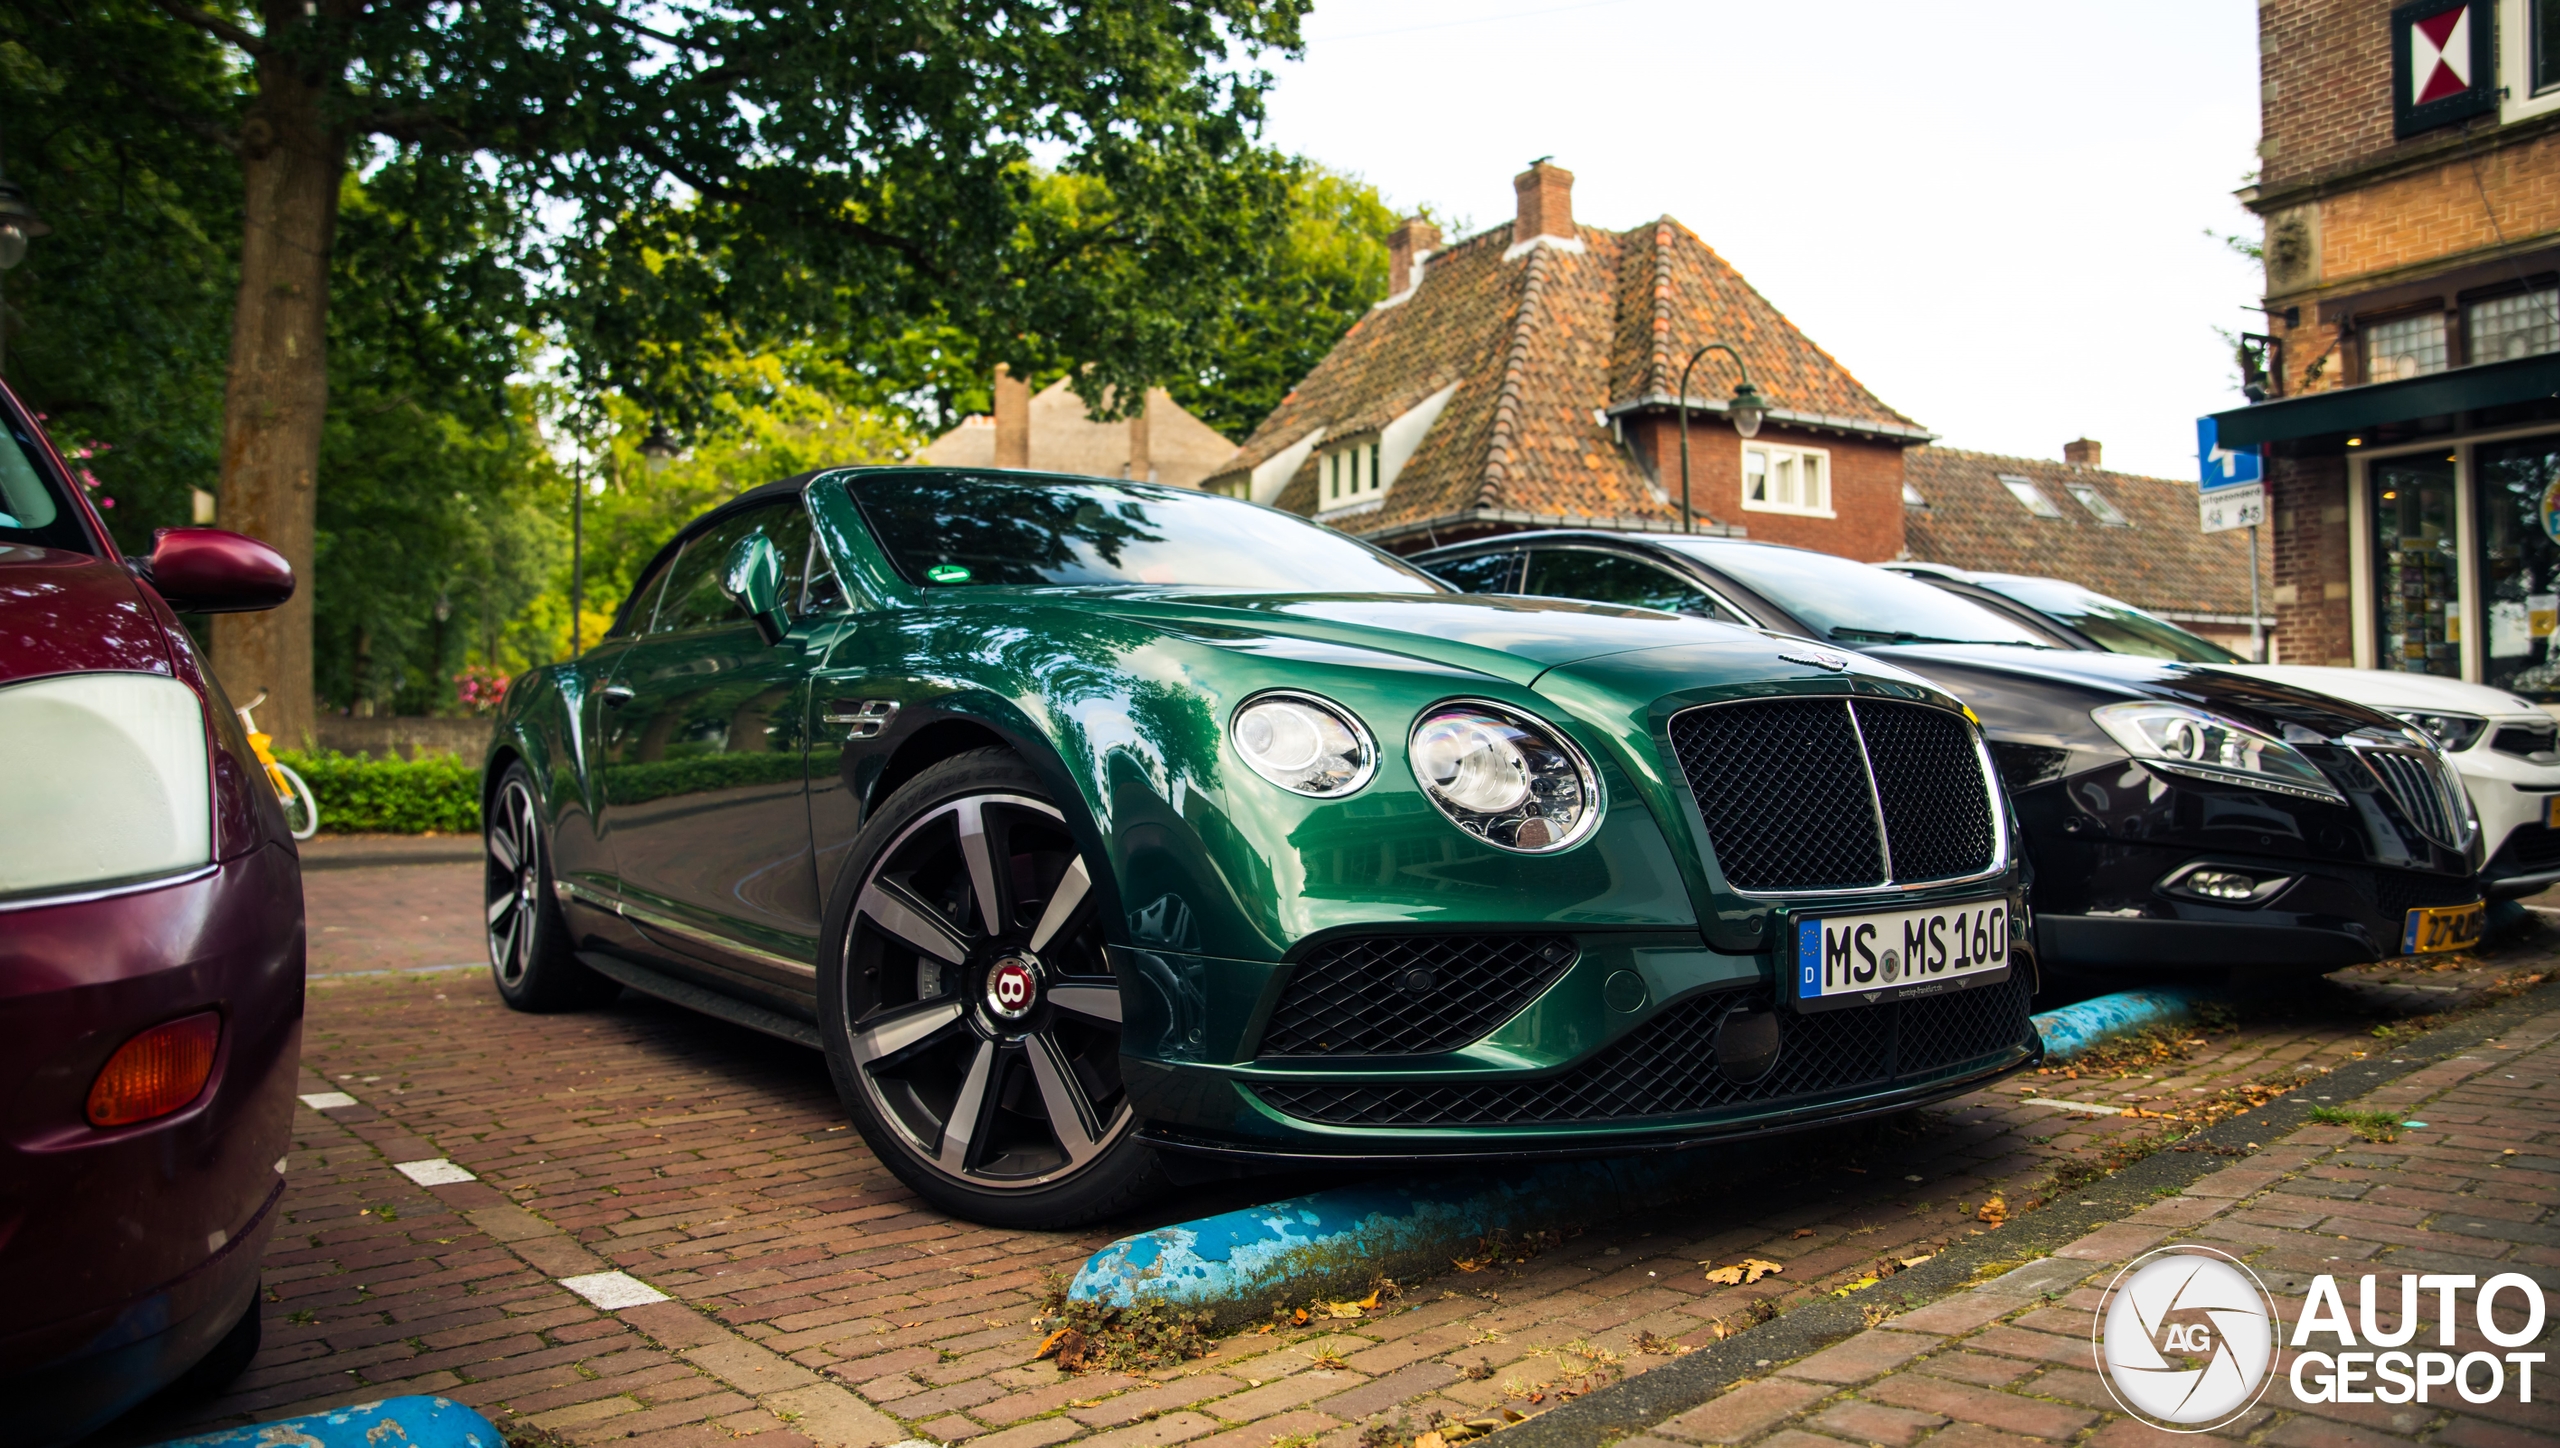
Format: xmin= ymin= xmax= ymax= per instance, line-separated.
xmin=1668 ymin=698 xmax=1997 ymax=893
xmin=1858 ymin=702 xmax=1999 ymax=883
xmin=2496 ymin=823 xmax=2560 ymax=870
xmin=1669 ymin=700 xmax=1883 ymax=891
xmin=2371 ymin=869 xmax=2481 ymax=922
xmin=1258 ymin=935 xmax=1577 ymax=1058
xmin=2363 ymin=751 xmax=2464 ymax=848
xmin=1252 ymin=975 xmax=2035 ymax=1128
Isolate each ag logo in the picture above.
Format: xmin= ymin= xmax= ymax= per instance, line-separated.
xmin=986 ymin=958 xmax=1037 ymax=1020
xmin=2093 ymin=1245 xmax=2281 ymax=1432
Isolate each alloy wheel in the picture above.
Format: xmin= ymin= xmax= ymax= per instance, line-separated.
xmin=840 ymin=792 xmax=1129 ymax=1191
xmin=484 ymin=776 xmax=545 ymax=988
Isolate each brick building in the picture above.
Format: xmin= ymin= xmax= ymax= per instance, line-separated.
xmin=1205 ymin=162 xmax=1936 ymax=559
xmin=2213 ymin=0 xmax=2560 ymax=694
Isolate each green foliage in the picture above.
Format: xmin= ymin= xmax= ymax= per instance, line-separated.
xmin=1168 ymin=166 xmax=1405 ymax=440
xmin=279 ymin=750 xmax=482 ymax=835
xmin=2308 ymin=1106 xmax=2405 ymax=1143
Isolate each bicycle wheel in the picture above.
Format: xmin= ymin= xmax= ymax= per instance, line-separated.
xmin=274 ymin=763 xmax=320 ymax=841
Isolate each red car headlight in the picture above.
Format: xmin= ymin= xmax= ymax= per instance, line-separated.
xmin=87 ymin=1011 xmax=221 ymax=1127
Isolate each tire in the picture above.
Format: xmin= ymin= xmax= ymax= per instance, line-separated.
xmin=818 ymin=749 xmax=1164 ymax=1228
xmin=274 ymin=762 xmax=319 ymax=841
xmin=168 ymin=1280 xmax=261 ymax=1398
xmin=485 ymin=762 xmax=621 ymax=1012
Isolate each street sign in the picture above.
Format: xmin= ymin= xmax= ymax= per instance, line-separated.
xmin=2197 ymin=416 xmax=2265 ymax=535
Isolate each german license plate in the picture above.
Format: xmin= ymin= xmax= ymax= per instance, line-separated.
xmin=1789 ymin=897 xmax=2012 ymax=1013
xmin=2402 ymin=901 xmax=2485 ymax=954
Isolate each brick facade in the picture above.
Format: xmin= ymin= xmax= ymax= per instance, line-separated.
xmin=1623 ymin=417 xmax=1906 ymax=561
xmin=2266 ymin=453 xmax=2355 ymax=666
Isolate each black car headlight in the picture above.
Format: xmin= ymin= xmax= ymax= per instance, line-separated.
xmin=2091 ymin=701 xmax=2344 ymax=804
xmin=1231 ymin=691 xmax=1375 ymax=797
xmin=1408 ymin=702 xmax=1601 ymax=853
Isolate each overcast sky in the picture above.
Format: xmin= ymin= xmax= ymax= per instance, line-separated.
xmin=1253 ymin=0 xmax=2262 ymax=481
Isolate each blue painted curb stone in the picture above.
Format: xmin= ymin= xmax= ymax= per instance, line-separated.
xmin=2031 ymin=987 xmax=2210 ymax=1064
xmin=146 ymin=1396 xmax=501 ymax=1448
xmin=1072 ymin=1155 xmax=1709 ymax=1325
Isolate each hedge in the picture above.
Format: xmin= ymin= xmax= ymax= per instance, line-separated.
xmin=277 ymin=749 xmax=483 ymax=835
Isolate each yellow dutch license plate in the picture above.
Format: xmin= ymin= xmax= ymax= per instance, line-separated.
xmin=2545 ymin=794 xmax=2560 ymax=828
xmin=2402 ymin=901 xmax=2485 ymax=955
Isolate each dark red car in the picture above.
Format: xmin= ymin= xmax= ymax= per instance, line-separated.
xmin=0 ymin=383 xmax=304 ymax=1445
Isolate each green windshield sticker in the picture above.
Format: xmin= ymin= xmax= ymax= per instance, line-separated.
xmin=926 ymin=563 xmax=973 ymax=584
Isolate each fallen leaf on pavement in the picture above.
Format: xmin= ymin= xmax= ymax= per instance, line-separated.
xmin=1791 ymin=1228 xmax=1814 ymax=1239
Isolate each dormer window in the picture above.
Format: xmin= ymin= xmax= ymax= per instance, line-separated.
xmin=1741 ymin=442 xmax=1832 ymax=517
xmin=1321 ymin=438 xmax=1384 ymax=507
xmin=2000 ymin=475 xmax=2064 ymax=518
xmin=2066 ymin=483 xmax=2131 ymax=527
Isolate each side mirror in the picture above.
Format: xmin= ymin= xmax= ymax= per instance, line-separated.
xmin=132 ymin=528 xmax=295 ymax=613
xmin=722 ymin=531 xmax=787 ymax=644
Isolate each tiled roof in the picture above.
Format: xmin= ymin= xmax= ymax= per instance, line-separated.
xmin=1224 ymin=218 xmax=1922 ymax=538
xmin=1901 ymin=447 xmax=2272 ymax=618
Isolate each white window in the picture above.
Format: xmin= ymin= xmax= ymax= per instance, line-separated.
xmin=2364 ymin=312 xmax=2449 ymax=382
xmin=2066 ymin=482 xmax=2132 ymax=527
xmin=1319 ymin=438 xmax=1385 ymax=508
xmin=2468 ymin=289 xmax=2560 ymax=364
xmin=1999 ymin=475 xmax=2064 ymax=519
xmin=1902 ymin=481 xmax=1929 ymax=508
xmin=1740 ymin=441 xmax=1833 ymax=517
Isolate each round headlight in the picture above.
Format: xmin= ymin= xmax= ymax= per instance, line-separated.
xmin=1409 ymin=702 xmax=1601 ymax=853
xmin=1231 ymin=692 xmax=1375 ymax=797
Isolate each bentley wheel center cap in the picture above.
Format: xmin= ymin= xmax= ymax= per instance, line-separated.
xmin=985 ymin=956 xmax=1040 ymax=1021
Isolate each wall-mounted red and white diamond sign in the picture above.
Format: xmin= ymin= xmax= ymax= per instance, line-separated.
xmin=2393 ymin=0 xmax=2494 ymax=137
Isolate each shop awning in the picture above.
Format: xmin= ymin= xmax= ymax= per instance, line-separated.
xmin=2210 ymin=350 xmax=2560 ymax=447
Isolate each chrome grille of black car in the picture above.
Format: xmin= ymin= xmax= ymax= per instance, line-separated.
xmin=1257 ymin=935 xmax=1578 ymax=1058
xmin=1251 ymin=976 xmax=2035 ymax=1128
xmin=2361 ymin=749 xmax=2466 ymax=848
xmin=1668 ymin=699 xmax=1999 ymax=894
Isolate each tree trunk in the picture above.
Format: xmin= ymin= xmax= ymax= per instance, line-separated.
xmin=210 ymin=61 xmax=343 ymax=750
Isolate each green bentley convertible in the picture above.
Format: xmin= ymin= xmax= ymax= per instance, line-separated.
xmin=482 ymin=468 xmax=2041 ymax=1225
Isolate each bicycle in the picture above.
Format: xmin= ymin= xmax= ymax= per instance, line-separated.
xmin=236 ymin=689 xmax=320 ymax=841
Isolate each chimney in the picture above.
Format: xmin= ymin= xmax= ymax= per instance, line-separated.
xmin=1513 ymin=159 xmax=1575 ymax=242
xmin=2063 ymin=438 xmax=2101 ymax=468
xmin=1127 ymin=389 xmax=1153 ymax=482
xmin=993 ymin=364 xmax=1030 ymax=469
xmin=1388 ymin=216 xmax=1441 ymax=295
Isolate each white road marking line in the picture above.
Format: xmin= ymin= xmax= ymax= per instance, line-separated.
xmin=559 ymin=1271 xmax=671 ymax=1310
xmin=393 ymin=1158 xmax=477 ymax=1186
xmin=298 ymin=1091 xmax=359 ymax=1109
xmin=2016 ymin=1098 xmax=2128 ymax=1115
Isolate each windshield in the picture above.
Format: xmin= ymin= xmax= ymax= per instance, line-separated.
xmin=849 ymin=472 xmax=1444 ymax=594
xmin=1657 ymin=539 xmax=2047 ymax=647
xmin=1974 ymin=576 xmax=2240 ymax=663
xmin=0 ymin=411 xmax=90 ymax=554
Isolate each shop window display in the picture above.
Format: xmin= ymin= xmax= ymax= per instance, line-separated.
xmin=2477 ymin=434 xmax=2560 ymax=699
xmin=2375 ymin=455 xmax=2461 ymax=677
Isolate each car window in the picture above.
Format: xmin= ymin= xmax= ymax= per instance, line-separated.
xmin=849 ymin=472 xmax=1443 ymax=593
xmin=652 ymin=503 xmax=803 ymax=635
xmin=0 ymin=412 xmax=90 ymax=554
xmin=1522 ymin=548 xmax=1735 ymax=619
xmin=609 ymin=552 xmax=679 ymax=639
xmin=1656 ymin=538 xmax=2047 ymax=647
xmin=1973 ymin=576 xmax=2240 ymax=663
xmin=1424 ymin=550 xmax=1520 ymax=593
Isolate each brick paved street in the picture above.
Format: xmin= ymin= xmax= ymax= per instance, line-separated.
xmin=85 ymin=871 xmax=2560 ymax=1448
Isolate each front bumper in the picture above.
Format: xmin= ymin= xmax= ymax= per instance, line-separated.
xmin=2028 ymin=849 xmax=2480 ymax=969
xmin=0 ymin=843 xmax=303 ymax=1445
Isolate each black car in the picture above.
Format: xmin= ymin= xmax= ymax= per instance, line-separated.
xmin=1412 ymin=530 xmax=2487 ymax=975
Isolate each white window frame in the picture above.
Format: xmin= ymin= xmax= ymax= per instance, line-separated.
xmin=2501 ymin=0 xmax=2560 ymax=122
xmin=1739 ymin=440 xmax=1834 ymax=518
xmin=1998 ymin=474 xmax=2065 ymax=519
xmin=1316 ymin=435 xmax=1386 ymax=516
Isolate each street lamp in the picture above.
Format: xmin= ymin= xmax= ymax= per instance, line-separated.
xmin=639 ymin=422 xmax=679 ymax=473
xmin=1676 ymin=342 xmax=1769 ymax=534
xmin=0 ymin=145 xmax=52 ymax=380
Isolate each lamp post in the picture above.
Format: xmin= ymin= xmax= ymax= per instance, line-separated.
xmin=0 ymin=134 xmax=53 ymax=381
xmin=1676 ymin=342 xmax=1769 ymax=534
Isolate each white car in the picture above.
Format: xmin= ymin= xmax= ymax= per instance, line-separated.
xmin=1887 ymin=563 xmax=2560 ymax=901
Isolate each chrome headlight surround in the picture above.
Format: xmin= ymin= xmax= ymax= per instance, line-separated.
xmin=2091 ymin=701 xmax=2346 ymax=805
xmin=0 ymin=670 xmax=214 ymax=901
xmin=2392 ymin=710 xmax=2488 ymax=752
xmin=1407 ymin=699 xmax=1603 ymax=853
xmin=1229 ymin=690 xmax=1376 ymax=798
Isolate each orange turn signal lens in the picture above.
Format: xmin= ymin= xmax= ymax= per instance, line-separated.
xmin=86 ymin=1011 xmax=221 ymax=1127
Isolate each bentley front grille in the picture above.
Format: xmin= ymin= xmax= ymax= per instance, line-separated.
xmin=1252 ymin=975 xmax=2035 ymax=1128
xmin=1667 ymin=698 xmax=2000 ymax=894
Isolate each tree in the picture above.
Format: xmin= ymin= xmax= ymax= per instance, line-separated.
xmin=13 ymin=0 xmax=1308 ymax=745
